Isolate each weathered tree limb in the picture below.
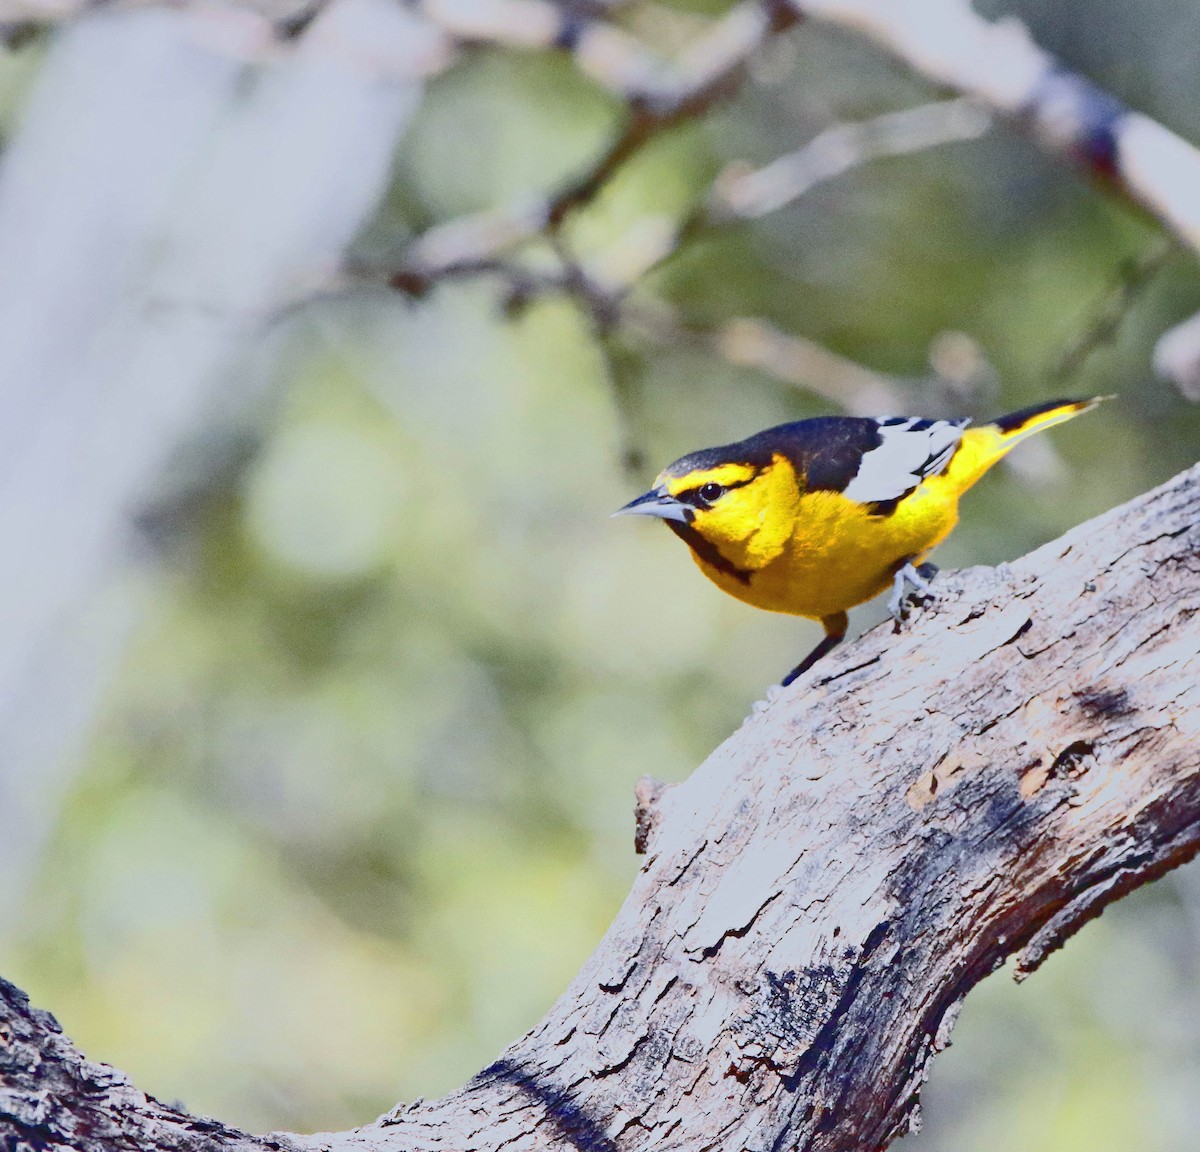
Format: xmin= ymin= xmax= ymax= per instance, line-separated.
xmin=4 ymin=460 xmax=1200 ymax=1149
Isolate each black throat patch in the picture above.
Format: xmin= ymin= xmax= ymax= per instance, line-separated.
xmin=666 ymin=520 xmax=753 ymax=585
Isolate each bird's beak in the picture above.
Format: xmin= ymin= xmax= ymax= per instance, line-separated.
xmin=612 ymin=486 xmax=692 ymax=523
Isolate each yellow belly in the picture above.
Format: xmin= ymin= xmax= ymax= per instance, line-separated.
xmin=693 ymin=483 xmax=961 ymax=620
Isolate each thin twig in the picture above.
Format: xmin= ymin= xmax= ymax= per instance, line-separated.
xmin=598 ymin=97 xmax=993 ymax=287
xmin=708 ymin=98 xmax=991 ymax=222
xmin=1052 ymin=236 xmax=1176 ymax=382
xmin=596 ymin=334 xmax=650 ymax=476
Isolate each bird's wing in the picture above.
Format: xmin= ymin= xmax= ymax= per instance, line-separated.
xmin=840 ymin=416 xmax=970 ymax=505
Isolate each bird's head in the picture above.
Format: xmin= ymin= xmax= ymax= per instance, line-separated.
xmin=614 ymin=437 xmax=801 ymax=568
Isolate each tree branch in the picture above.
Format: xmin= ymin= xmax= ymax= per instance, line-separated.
xmin=606 ymin=97 xmax=992 ymax=288
xmin=794 ymin=0 xmax=1200 ymax=243
xmin=788 ymin=0 xmax=1200 ymax=398
xmin=4 ymin=459 xmax=1200 ymax=1150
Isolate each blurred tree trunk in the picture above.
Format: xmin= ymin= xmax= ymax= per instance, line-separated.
xmin=2 ymin=462 xmax=1198 ymax=1152
xmin=0 ymin=0 xmax=442 ymax=924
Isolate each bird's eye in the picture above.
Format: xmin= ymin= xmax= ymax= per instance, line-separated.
xmin=697 ymin=482 xmax=726 ymax=505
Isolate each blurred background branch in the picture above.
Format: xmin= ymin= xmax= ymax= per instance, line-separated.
xmin=11 ymin=1 xmax=1200 ymax=401
xmin=793 ymin=0 xmax=1200 ymax=395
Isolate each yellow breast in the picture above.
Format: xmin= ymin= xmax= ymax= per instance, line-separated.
xmin=692 ymin=474 xmax=963 ymax=621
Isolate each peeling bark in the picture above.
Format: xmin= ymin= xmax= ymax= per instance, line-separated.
xmin=4 ymin=464 xmax=1200 ymax=1152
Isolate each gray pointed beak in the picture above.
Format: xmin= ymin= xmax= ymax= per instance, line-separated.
xmin=612 ymin=486 xmax=692 ymax=523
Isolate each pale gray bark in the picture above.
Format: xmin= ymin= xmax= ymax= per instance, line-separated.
xmin=3 ymin=462 xmax=1199 ymax=1152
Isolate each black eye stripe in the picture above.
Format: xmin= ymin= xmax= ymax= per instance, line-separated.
xmin=678 ymin=476 xmax=754 ymax=506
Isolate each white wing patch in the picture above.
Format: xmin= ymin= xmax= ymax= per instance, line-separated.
xmin=842 ymin=417 xmax=970 ymax=504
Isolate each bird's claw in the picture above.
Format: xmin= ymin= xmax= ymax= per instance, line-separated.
xmin=889 ymin=561 xmax=938 ymax=629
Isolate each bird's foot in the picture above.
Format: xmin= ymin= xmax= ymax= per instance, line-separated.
xmin=889 ymin=560 xmax=938 ymax=630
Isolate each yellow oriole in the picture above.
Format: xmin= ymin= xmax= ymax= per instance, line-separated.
xmin=615 ymin=397 xmax=1103 ymax=685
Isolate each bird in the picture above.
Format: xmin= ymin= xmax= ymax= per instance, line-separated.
xmin=614 ymin=396 xmax=1105 ymax=686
